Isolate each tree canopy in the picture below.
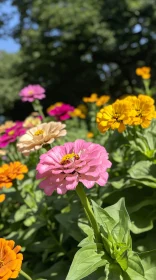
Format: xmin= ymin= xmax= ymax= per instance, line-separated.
xmin=1 ymin=0 xmax=156 ymax=115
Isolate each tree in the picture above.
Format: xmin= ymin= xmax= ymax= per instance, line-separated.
xmin=0 ymin=52 xmax=23 ymax=114
xmin=7 ymin=0 xmax=156 ymax=108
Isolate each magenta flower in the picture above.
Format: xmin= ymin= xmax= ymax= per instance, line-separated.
xmin=36 ymin=139 xmax=112 ymax=195
xmin=47 ymin=103 xmax=74 ymax=121
xmin=19 ymin=84 xmax=46 ymax=102
xmin=0 ymin=122 xmax=26 ymax=148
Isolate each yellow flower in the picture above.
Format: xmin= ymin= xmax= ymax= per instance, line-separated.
xmin=87 ymin=132 xmax=94 ymax=138
xmin=130 ymin=95 xmax=156 ymax=128
xmin=96 ymin=95 xmax=110 ymax=106
xmin=136 ymin=67 xmax=151 ymax=79
xmin=23 ymin=113 xmax=42 ymax=128
xmin=83 ymin=93 xmax=98 ymax=103
xmin=70 ymin=104 xmax=87 ymax=119
xmin=96 ymin=100 xmax=131 ymax=133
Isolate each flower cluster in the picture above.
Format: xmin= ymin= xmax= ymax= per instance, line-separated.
xmin=96 ymin=94 xmax=156 ymax=133
xmin=0 ymin=238 xmax=23 ymax=279
xmin=0 ymin=122 xmax=26 ymax=148
xmin=36 ymin=139 xmax=111 ymax=195
xmin=19 ymin=84 xmax=46 ymax=102
xmin=17 ymin=121 xmax=66 ymax=155
xmin=0 ymin=161 xmax=28 ymax=189
xmin=136 ymin=67 xmax=151 ymax=80
xmin=47 ymin=103 xmax=74 ymax=121
xmin=83 ymin=93 xmax=110 ymax=106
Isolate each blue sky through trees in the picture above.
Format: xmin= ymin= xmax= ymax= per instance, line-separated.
xmin=0 ymin=0 xmax=20 ymax=53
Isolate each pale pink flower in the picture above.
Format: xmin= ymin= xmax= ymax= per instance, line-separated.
xmin=36 ymin=139 xmax=112 ymax=195
xmin=19 ymin=85 xmax=45 ymax=102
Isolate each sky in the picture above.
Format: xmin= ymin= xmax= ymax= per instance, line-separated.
xmin=0 ymin=0 xmax=20 ymax=53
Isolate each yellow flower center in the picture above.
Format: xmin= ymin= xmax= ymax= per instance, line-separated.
xmin=0 ymin=260 xmax=4 ymax=268
xmin=61 ymin=153 xmax=79 ymax=165
xmin=34 ymin=129 xmax=44 ymax=136
xmin=28 ymin=90 xmax=34 ymax=95
xmin=8 ymin=130 xmax=15 ymax=136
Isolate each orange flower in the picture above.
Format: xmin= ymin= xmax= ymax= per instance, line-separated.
xmin=0 ymin=238 xmax=23 ymax=279
xmin=83 ymin=93 xmax=98 ymax=103
xmin=0 ymin=194 xmax=5 ymax=203
xmin=87 ymin=132 xmax=94 ymax=138
xmin=0 ymin=162 xmax=28 ymax=188
xmin=136 ymin=67 xmax=151 ymax=79
xmin=96 ymin=95 xmax=110 ymax=106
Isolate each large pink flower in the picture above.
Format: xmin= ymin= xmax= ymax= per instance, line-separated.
xmin=19 ymin=85 xmax=45 ymax=102
xmin=47 ymin=103 xmax=74 ymax=121
xmin=0 ymin=122 xmax=26 ymax=148
xmin=36 ymin=139 xmax=112 ymax=195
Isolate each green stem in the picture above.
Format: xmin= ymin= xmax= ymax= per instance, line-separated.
xmin=20 ymin=270 xmax=32 ymax=280
xmin=76 ymin=184 xmax=101 ymax=243
xmin=32 ymin=100 xmax=45 ymax=120
xmin=143 ymin=79 xmax=151 ymax=96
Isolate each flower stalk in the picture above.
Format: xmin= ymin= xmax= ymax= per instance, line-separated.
xmin=76 ymin=184 xmax=101 ymax=243
xmin=20 ymin=269 xmax=32 ymax=280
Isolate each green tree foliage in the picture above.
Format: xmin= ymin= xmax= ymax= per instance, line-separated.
xmin=11 ymin=0 xmax=156 ymax=106
xmin=0 ymin=52 xmax=23 ymax=114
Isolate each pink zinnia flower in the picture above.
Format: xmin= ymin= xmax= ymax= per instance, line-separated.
xmin=19 ymin=85 xmax=46 ymax=102
xmin=47 ymin=103 xmax=74 ymax=121
xmin=36 ymin=139 xmax=112 ymax=195
xmin=0 ymin=122 xmax=26 ymax=148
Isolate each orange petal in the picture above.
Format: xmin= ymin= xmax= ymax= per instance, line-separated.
xmin=3 ymin=251 xmax=16 ymax=264
xmin=16 ymin=174 xmax=24 ymax=180
xmin=10 ymin=270 xmax=20 ymax=278
xmin=7 ymin=240 xmax=15 ymax=250
xmin=4 ymin=260 xmax=18 ymax=270
xmin=14 ymin=259 xmax=22 ymax=271
xmin=0 ymin=266 xmax=9 ymax=277
xmin=1 ymin=269 xmax=12 ymax=280
xmin=13 ymin=246 xmax=21 ymax=254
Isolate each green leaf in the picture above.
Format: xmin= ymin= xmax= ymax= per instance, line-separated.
xmin=34 ymin=261 xmax=69 ymax=280
xmin=124 ymin=251 xmax=145 ymax=280
xmin=105 ymin=263 xmax=122 ymax=280
xmin=139 ymin=250 xmax=156 ymax=280
xmin=66 ymin=244 xmax=108 ymax=280
xmin=14 ymin=205 xmax=30 ymax=221
xmin=128 ymin=161 xmax=156 ymax=183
